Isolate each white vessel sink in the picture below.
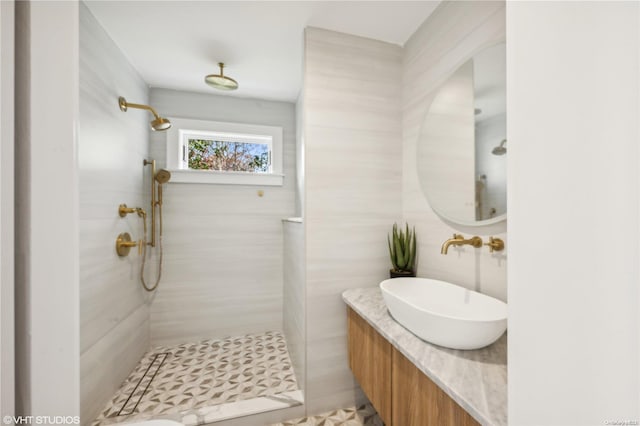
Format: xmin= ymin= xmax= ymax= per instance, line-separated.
xmin=380 ymin=277 xmax=507 ymax=350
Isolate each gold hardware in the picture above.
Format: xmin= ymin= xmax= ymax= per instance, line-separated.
xmin=119 ymin=204 xmax=146 ymax=218
xmin=441 ymin=233 xmax=483 ymax=255
xmin=257 ymin=190 xmax=264 ymax=197
xmin=145 ymin=159 xmax=157 ymax=247
xmin=116 ymin=232 xmax=140 ymax=257
xmin=484 ymin=237 xmax=505 ymax=253
xmin=119 ymin=97 xmax=171 ymax=131
xmin=118 ymin=203 xmax=136 ymax=217
xmin=143 ymin=160 xmax=171 ymax=248
xmin=204 ymin=62 xmax=239 ymax=91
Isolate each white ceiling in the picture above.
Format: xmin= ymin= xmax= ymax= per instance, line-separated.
xmin=85 ymin=1 xmax=440 ymax=102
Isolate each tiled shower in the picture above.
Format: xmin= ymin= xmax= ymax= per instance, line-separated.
xmin=79 ymin=4 xmax=303 ymax=425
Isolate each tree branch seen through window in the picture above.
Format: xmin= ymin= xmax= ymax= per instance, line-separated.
xmin=188 ymin=139 xmax=269 ymax=173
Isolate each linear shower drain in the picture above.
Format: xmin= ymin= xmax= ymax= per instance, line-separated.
xmin=116 ymin=352 xmax=169 ymax=417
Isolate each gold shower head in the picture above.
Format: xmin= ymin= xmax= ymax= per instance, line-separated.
xmin=118 ymin=97 xmax=172 ymax=131
xmin=204 ymin=63 xmax=239 ymax=91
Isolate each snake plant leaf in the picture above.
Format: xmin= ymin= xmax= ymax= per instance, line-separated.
xmin=388 ymin=234 xmax=398 ymax=270
xmin=392 ymin=223 xmax=398 ymax=247
xmin=394 ymin=235 xmax=406 ymax=269
xmin=408 ymin=228 xmax=416 ymax=270
xmin=403 ymin=224 xmax=411 ymax=266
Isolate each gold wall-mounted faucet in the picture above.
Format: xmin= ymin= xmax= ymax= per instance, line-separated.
xmin=440 ymin=234 xmax=483 ymax=255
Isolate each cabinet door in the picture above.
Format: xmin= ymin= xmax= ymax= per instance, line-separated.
xmin=391 ymin=347 xmax=479 ymax=426
xmin=347 ymin=307 xmax=392 ymax=425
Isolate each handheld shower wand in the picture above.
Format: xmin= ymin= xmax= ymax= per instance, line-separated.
xmin=140 ymin=160 xmax=172 ymax=292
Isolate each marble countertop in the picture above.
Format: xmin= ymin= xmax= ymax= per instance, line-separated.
xmin=342 ymin=287 xmax=507 ymax=426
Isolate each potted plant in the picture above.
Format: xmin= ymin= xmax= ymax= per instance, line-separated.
xmin=387 ymin=223 xmax=417 ymax=278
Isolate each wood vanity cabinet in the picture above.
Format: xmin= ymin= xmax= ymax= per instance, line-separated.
xmin=347 ymin=307 xmax=479 ymax=426
xmin=347 ymin=306 xmax=393 ymax=424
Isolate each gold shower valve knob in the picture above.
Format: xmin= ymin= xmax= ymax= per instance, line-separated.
xmin=116 ymin=232 xmax=140 ymax=257
xmin=484 ymin=237 xmax=505 ymax=253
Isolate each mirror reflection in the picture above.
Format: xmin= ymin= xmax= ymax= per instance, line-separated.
xmin=417 ymin=42 xmax=506 ymax=226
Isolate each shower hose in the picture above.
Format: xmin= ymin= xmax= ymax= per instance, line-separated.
xmin=140 ymin=201 xmax=163 ymax=292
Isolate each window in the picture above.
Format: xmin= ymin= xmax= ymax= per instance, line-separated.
xmin=166 ymin=117 xmax=284 ymax=186
xmin=186 ymin=135 xmax=271 ymax=173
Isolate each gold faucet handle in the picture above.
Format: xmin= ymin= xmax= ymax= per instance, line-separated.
xmin=116 ymin=232 xmax=138 ymax=256
xmin=138 ymin=239 xmax=144 ymax=256
xmin=484 ymin=237 xmax=505 ymax=253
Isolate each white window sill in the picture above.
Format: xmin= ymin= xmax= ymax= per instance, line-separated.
xmin=168 ymin=169 xmax=284 ymax=186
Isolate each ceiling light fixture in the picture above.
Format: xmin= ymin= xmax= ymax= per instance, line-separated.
xmin=204 ymin=62 xmax=239 ymax=91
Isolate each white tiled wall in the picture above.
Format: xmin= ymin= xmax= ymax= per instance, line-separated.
xmin=283 ymin=221 xmax=305 ymax=391
xmin=303 ymin=27 xmax=403 ymax=414
xmin=402 ymin=1 xmax=507 ymax=302
xmin=147 ymin=88 xmax=296 ymax=347
xmin=79 ymin=4 xmax=150 ymax=423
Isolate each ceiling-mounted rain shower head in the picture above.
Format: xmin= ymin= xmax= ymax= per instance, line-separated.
xmin=492 ymin=139 xmax=507 ymax=156
xmin=118 ymin=97 xmax=172 ymax=131
xmin=155 ymin=169 xmax=171 ymax=184
xmin=204 ymin=62 xmax=239 ymax=91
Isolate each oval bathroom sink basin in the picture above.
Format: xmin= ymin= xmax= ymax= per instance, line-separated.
xmin=380 ymin=277 xmax=507 ymax=350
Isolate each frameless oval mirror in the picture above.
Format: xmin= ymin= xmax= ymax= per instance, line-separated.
xmin=417 ymin=42 xmax=506 ymax=226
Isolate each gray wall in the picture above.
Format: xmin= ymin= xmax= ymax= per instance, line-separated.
xmin=148 ymin=88 xmax=296 ymax=347
xmin=402 ymin=1 xmax=507 ymax=301
xmin=302 ymin=27 xmax=402 ymax=414
xmin=79 ymin=4 xmax=150 ymax=423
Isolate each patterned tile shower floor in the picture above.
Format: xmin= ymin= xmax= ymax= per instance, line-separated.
xmin=272 ymin=404 xmax=384 ymax=426
xmin=93 ymin=331 xmax=300 ymax=425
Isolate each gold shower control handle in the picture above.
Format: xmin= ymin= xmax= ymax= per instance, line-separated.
xmin=484 ymin=237 xmax=505 ymax=253
xmin=116 ymin=232 xmax=142 ymax=257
